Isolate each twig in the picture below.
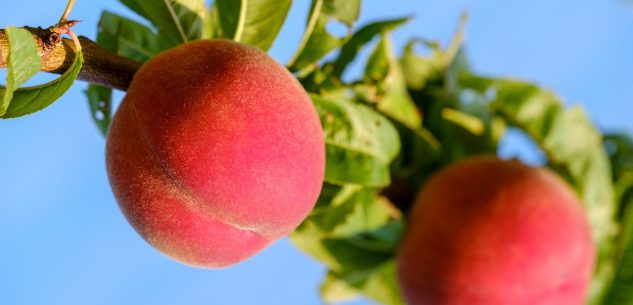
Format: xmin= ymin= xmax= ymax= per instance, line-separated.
xmin=0 ymin=25 xmax=142 ymax=91
xmin=60 ymin=0 xmax=76 ymax=23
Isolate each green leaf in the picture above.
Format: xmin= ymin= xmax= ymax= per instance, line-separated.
xmin=292 ymin=220 xmax=402 ymax=272
xmin=461 ymin=76 xmax=617 ymax=304
xmin=603 ymin=193 xmax=633 ymax=305
xmin=1 ymin=36 xmax=83 ymax=119
xmin=0 ymin=27 xmax=41 ymax=116
xmin=312 ymin=94 xmax=400 ymax=186
xmin=390 ymin=120 xmax=442 ymax=186
xmin=97 ymin=11 xmax=166 ymax=62
xmin=364 ymin=34 xmax=421 ymax=129
xmin=85 ymin=85 xmax=113 ymax=136
xmin=400 ymin=12 xmax=466 ymax=91
xmin=435 ymin=106 xmax=504 ymax=162
xmin=322 ymin=0 xmax=359 ymax=27
xmin=302 ymin=185 xmax=396 ymax=238
xmin=321 ymin=260 xmax=405 ymax=305
xmin=331 ymin=17 xmax=409 ymax=79
xmin=288 ymin=0 xmax=361 ymax=72
xmin=292 ymin=233 xmax=393 ymax=273
xmin=320 ymin=271 xmax=360 ymax=303
xmin=292 ymin=219 xmax=405 ymax=304
xmin=605 ymin=134 xmax=633 ymax=183
xmin=213 ymin=0 xmax=292 ymax=51
xmin=400 ymin=39 xmax=443 ymax=90
xmin=602 ymin=134 xmax=633 ymax=304
xmin=118 ymin=0 xmax=211 ymax=47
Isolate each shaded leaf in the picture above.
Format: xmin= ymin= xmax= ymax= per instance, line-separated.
xmin=390 ymin=119 xmax=442 ymax=186
xmin=292 ymin=219 xmax=404 ymax=304
xmin=603 ymin=192 xmax=633 ymax=305
xmin=85 ymin=85 xmax=113 ymax=136
xmin=292 ymin=220 xmax=403 ymax=273
xmin=605 ymin=134 xmax=633 ymax=183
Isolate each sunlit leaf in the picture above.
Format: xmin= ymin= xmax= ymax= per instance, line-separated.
xmin=364 ymin=34 xmax=421 ymax=129
xmin=400 ymin=12 xmax=466 ymax=91
xmin=288 ymin=0 xmax=360 ymax=72
xmin=602 ymin=133 xmax=633 ymax=305
xmin=1 ymin=34 xmax=83 ymax=118
xmin=118 ymin=0 xmax=211 ymax=47
xmin=322 ymin=260 xmax=405 ymax=305
xmin=302 ymin=185 xmax=397 ymax=238
xmin=331 ymin=17 xmax=409 ymax=79
xmin=213 ymin=0 xmax=291 ymax=51
xmin=312 ymin=94 xmax=400 ymax=186
xmin=0 ymin=27 xmax=40 ymax=116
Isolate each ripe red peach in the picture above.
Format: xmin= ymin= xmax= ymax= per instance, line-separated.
xmin=397 ymin=156 xmax=595 ymax=305
xmin=105 ymin=40 xmax=325 ymax=268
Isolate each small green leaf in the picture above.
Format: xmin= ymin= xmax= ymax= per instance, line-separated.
xmin=400 ymin=12 xmax=466 ymax=91
xmin=322 ymin=260 xmax=405 ymax=305
xmin=288 ymin=0 xmax=361 ymax=72
xmin=302 ymin=185 xmax=396 ymax=238
xmin=119 ymin=0 xmax=211 ymax=47
xmin=400 ymin=39 xmax=443 ymax=90
xmin=320 ymin=271 xmax=360 ymax=303
xmin=0 ymin=27 xmax=41 ymax=116
xmin=213 ymin=0 xmax=292 ymax=51
xmin=312 ymin=94 xmax=400 ymax=186
xmin=331 ymin=17 xmax=409 ymax=79
xmin=364 ymin=34 xmax=421 ymax=129
xmin=98 ymin=11 xmax=167 ymax=62
xmin=293 ymin=218 xmax=405 ymax=304
xmin=292 ymin=220 xmax=402 ymax=272
xmin=1 ymin=34 xmax=83 ymax=119
xmin=441 ymin=108 xmax=485 ymax=136
xmin=292 ymin=233 xmax=393 ymax=273
xmin=85 ymin=85 xmax=113 ymax=136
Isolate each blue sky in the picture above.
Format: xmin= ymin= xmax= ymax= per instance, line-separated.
xmin=1 ymin=1 xmax=632 ymax=305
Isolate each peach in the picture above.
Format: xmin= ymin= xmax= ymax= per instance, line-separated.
xmin=105 ymin=40 xmax=325 ymax=268
xmin=397 ymin=156 xmax=594 ymax=305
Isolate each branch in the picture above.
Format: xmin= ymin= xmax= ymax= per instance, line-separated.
xmin=0 ymin=25 xmax=142 ymax=91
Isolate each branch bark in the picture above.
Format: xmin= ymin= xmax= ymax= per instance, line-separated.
xmin=0 ymin=26 xmax=141 ymax=91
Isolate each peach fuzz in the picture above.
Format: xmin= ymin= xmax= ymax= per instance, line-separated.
xmin=106 ymin=40 xmax=325 ymax=268
xmin=397 ymin=156 xmax=595 ymax=305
